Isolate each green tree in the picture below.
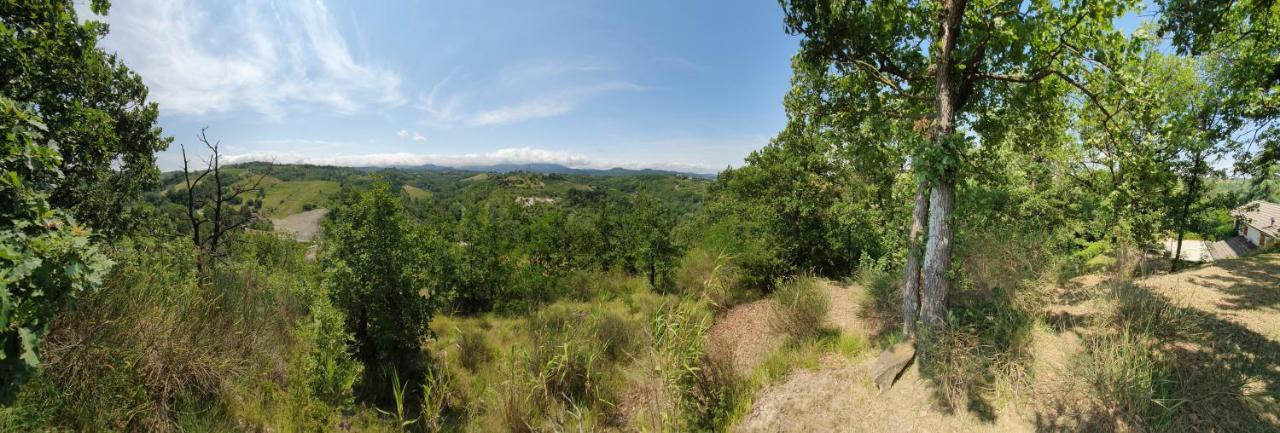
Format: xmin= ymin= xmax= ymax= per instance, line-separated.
xmin=321 ymin=183 xmax=446 ymax=390
xmin=626 ymin=193 xmax=682 ymax=290
xmin=0 ymin=1 xmax=171 ymax=235
xmin=779 ymin=0 xmax=1136 ymax=335
xmin=451 ymin=202 xmax=514 ymax=313
xmin=1157 ymin=0 xmax=1279 ymax=188
xmin=0 ymin=97 xmax=112 ymax=397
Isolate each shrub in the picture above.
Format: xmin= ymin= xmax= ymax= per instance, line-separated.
xmin=0 ymin=98 xmax=113 ymax=395
xmin=769 ymin=276 xmax=830 ymax=340
xmin=0 ymin=235 xmax=341 ymax=431
xmin=916 ymin=285 xmax=1037 ymax=413
xmin=1068 ymin=282 xmax=1206 ymax=430
xmin=322 ymin=182 xmax=447 ymax=392
xmin=1075 ymin=329 xmax=1169 ymax=422
xmin=594 ymin=309 xmax=639 ymax=363
xmin=300 ymin=296 xmax=363 ymax=407
xmin=646 ymin=300 xmax=731 ymax=431
xmin=528 ymin=307 xmax=612 ymax=406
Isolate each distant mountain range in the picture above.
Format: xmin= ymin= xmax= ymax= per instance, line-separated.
xmin=360 ymin=163 xmax=718 ymax=179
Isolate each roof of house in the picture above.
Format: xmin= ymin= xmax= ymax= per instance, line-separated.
xmin=1233 ymin=200 xmax=1280 ymax=237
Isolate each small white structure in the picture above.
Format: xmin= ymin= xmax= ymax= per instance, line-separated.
xmin=1232 ymin=200 xmax=1280 ymax=249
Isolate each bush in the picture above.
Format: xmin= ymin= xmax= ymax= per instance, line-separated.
xmin=594 ymin=309 xmax=639 ymax=362
xmin=646 ymin=300 xmax=738 ymax=431
xmin=299 ymin=295 xmax=363 ymax=407
xmin=769 ymin=277 xmax=830 ymax=340
xmin=0 ymin=235 xmax=347 ymax=431
xmin=1075 ymin=329 xmax=1170 ymax=422
xmin=456 ymin=326 xmax=495 ymax=371
xmin=0 ymin=98 xmax=114 ymax=395
xmin=322 ymin=182 xmax=447 ymax=392
xmin=528 ymin=306 xmax=613 ymax=406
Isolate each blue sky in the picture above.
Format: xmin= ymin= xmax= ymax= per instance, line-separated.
xmin=85 ymin=0 xmax=802 ymax=174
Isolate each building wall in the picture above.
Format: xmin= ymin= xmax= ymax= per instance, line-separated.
xmin=1245 ymin=225 xmax=1262 ymax=246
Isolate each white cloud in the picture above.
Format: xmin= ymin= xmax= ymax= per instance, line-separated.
xmin=396 ymin=129 xmax=426 ymax=141
xmin=468 ymin=82 xmax=642 ymax=127
xmin=86 ymin=0 xmax=403 ymax=118
xmin=223 ymin=147 xmax=715 ymax=173
xmin=417 ymin=63 xmax=642 ymax=127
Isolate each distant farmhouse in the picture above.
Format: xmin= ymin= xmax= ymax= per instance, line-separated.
xmin=1233 ymin=200 xmax=1280 ymax=249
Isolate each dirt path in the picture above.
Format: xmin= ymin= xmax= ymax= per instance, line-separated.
xmin=733 ymin=281 xmax=1037 ymax=433
xmin=271 ymin=208 xmax=327 ymax=242
xmin=706 ymin=299 xmax=783 ymax=375
xmin=726 ymin=256 xmax=1280 ymax=432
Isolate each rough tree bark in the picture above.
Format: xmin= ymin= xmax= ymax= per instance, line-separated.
xmin=921 ymin=182 xmax=955 ymax=328
xmin=902 ymin=180 xmax=930 ymax=337
xmin=919 ymin=0 xmax=966 ymax=330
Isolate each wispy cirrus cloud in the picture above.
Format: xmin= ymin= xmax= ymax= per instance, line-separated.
xmin=417 ymin=61 xmax=642 ymax=127
xmin=86 ymin=0 xmax=403 ymax=118
xmin=467 ymin=82 xmax=643 ymax=126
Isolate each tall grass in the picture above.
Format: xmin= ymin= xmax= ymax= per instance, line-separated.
xmin=769 ymin=276 xmax=830 ymax=341
xmin=0 ymin=234 xmax=372 ymax=432
xmin=1067 ymin=282 xmax=1205 ymax=432
xmin=675 ymin=246 xmax=748 ymax=311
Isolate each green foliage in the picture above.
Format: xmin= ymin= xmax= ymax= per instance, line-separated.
xmin=691 ymin=121 xmax=899 ymax=290
xmin=299 ymin=293 xmax=364 ymax=407
xmin=647 ymin=300 xmax=735 ymax=431
xmin=322 ymin=182 xmax=447 ymax=389
xmin=858 ymin=256 xmax=901 ymax=336
xmin=450 ymin=202 xmax=515 ymax=313
xmin=0 ymin=97 xmax=112 ymax=397
xmin=0 ymin=1 xmax=170 ymax=235
xmin=0 ymin=234 xmax=369 ymax=431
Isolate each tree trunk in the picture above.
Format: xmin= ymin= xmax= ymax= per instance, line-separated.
xmin=919 ymin=0 xmax=965 ymax=330
xmin=1172 ymin=150 xmax=1205 ymax=271
xmin=921 ymin=182 xmax=955 ymax=328
xmin=901 ymin=180 xmax=930 ymax=337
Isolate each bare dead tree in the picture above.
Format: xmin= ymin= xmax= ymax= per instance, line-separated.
xmin=180 ymin=127 xmax=267 ymax=271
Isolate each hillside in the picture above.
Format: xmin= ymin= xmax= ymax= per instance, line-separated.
xmin=7 ymin=1 xmax=1280 ymax=432
xmin=146 ymin=163 xmax=712 ymax=242
xmin=716 ymin=254 xmax=1280 ymax=432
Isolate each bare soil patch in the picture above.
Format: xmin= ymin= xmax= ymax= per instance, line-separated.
xmin=734 ymin=280 xmax=1039 ymax=433
xmin=706 ymin=299 xmax=782 ymax=375
xmin=271 ymin=208 xmax=327 ymax=242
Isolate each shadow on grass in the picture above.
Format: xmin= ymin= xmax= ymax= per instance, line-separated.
xmin=914 ymin=286 xmax=1037 ymax=424
xmin=1036 ymin=281 xmax=1280 ymax=433
xmin=1178 ymin=253 xmax=1280 ymax=312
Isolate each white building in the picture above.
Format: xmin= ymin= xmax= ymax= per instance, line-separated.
xmin=1233 ymin=200 xmax=1280 ymax=249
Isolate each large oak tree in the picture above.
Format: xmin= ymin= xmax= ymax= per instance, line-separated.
xmin=779 ymin=0 xmax=1136 ymax=335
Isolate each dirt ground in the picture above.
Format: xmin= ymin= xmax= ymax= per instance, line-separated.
xmin=706 ymin=299 xmax=783 ymax=375
xmin=1140 ymin=253 xmax=1280 ymax=340
xmin=732 ymin=281 xmax=1040 ymax=433
xmin=271 ymin=208 xmax=327 ymax=242
xmin=725 ymin=255 xmax=1280 ymax=432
